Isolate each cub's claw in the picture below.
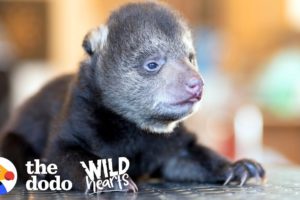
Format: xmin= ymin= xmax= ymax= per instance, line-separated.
xmin=223 ymin=159 xmax=266 ymax=186
xmin=223 ymin=172 xmax=233 ymax=186
xmin=125 ymin=177 xmax=138 ymax=193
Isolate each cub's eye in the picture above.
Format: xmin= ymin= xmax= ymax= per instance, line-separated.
xmin=189 ymin=53 xmax=195 ymax=64
xmin=143 ymin=57 xmax=165 ymax=73
xmin=145 ymin=62 xmax=160 ymax=71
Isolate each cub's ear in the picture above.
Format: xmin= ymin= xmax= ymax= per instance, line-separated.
xmin=82 ymin=25 xmax=109 ymax=56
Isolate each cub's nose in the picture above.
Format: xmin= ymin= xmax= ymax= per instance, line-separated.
xmin=185 ymin=77 xmax=203 ymax=96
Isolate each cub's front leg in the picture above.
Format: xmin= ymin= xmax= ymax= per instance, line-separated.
xmin=161 ymin=143 xmax=266 ymax=186
xmin=45 ymin=143 xmax=97 ymax=191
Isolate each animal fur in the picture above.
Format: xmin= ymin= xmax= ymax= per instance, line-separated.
xmin=0 ymin=2 xmax=265 ymax=192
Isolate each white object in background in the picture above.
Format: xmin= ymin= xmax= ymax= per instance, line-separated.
xmin=234 ymin=105 xmax=263 ymax=162
xmin=10 ymin=62 xmax=59 ymax=111
xmin=286 ymin=0 xmax=300 ymax=31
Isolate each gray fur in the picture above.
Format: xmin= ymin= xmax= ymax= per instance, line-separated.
xmin=85 ymin=2 xmax=200 ymax=133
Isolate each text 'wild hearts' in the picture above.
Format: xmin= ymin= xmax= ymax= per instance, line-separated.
xmin=80 ymin=157 xmax=131 ymax=193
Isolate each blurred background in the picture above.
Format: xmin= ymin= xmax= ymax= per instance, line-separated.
xmin=0 ymin=0 xmax=299 ymax=165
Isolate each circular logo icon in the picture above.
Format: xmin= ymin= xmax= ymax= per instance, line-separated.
xmin=0 ymin=157 xmax=17 ymax=195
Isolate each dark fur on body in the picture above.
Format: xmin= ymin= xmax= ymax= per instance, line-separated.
xmin=0 ymin=2 xmax=265 ymax=191
xmin=0 ymin=70 xmax=228 ymax=190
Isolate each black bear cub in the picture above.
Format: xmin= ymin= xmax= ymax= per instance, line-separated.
xmin=0 ymin=2 xmax=265 ymax=192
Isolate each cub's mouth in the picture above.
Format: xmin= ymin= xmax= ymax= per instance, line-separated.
xmin=171 ymin=90 xmax=203 ymax=106
xmin=154 ymin=97 xmax=202 ymax=122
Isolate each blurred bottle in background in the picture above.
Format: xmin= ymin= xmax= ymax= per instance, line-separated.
xmin=0 ymin=24 xmax=16 ymax=129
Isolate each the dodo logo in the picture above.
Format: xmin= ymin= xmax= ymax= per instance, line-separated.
xmin=0 ymin=157 xmax=17 ymax=195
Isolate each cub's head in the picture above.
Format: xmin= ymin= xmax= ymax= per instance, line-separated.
xmin=83 ymin=2 xmax=204 ymax=133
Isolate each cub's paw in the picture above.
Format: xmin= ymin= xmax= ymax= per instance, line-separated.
xmin=223 ymin=159 xmax=266 ymax=186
